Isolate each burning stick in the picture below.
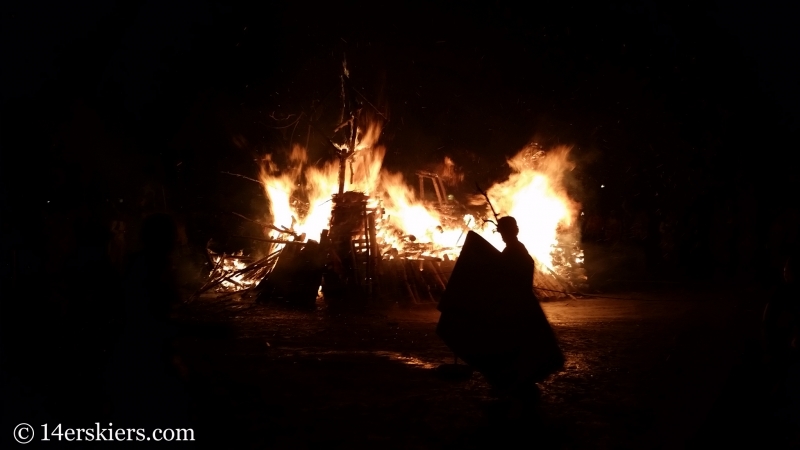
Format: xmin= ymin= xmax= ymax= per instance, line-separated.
xmin=228 ymin=211 xmax=301 ymax=239
xmin=341 ymin=74 xmax=388 ymax=121
xmin=212 ymin=254 xmax=255 ymax=263
xmin=222 ymin=171 xmax=264 ymax=185
xmin=232 ymin=235 xmax=307 ymax=245
xmin=231 ymin=211 xmax=267 ymax=226
xmin=456 ymin=217 xmax=473 ymax=247
xmin=191 ymin=249 xmax=284 ymax=300
xmin=202 ymin=253 xmax=226 ymax=286
xmin=475 ymin=182 xmax=499 ymax=225
xmin=225 ymin=277 xmax=244 ymax=288
xmin=190 ymin=259 xmax=227 ymax=302
xmin=244 ymin=264 xmax=273 ymax=282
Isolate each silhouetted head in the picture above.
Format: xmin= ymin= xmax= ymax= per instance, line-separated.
xmin=141 ymin=213 xmax=177 ymax=257
xmin=496 ymin=216 xmax=519 ymax=243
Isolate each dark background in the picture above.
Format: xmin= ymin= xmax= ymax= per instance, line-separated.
xmin=2 ymin=0 xmax=799 ymax=288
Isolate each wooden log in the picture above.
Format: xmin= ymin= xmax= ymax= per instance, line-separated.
xmin=386 ymin=259 xmax=405 ymax=302
xmin=423 ymin=260 xmax=447 ymax=292
xmin=215 ymin=255 xmax=255 ymax=262
xmin=412 ymin=260 xmax=436 ymax=302
xmin=432 ymin=176 xmax=444 ymax=204
xmin=418 ymin=261 xmax=439 ymax=300
xmin=406 ymin=259 xmax=434 ymax=302
xmin=232 ymin=235 xmax=306 ymax=245
xmin=192 ymin=250 xmax=282 ymax=299
xmin=242 ymin=261 xmax=275 ymax=282
xmin=367 ymin=211 xmax=379 ymax=299
xmin=221 ymin=277 xmax=244 ymax=289
xmin=428 ymin=260 xmax=448 ymax=289
xmin=399 ymin=259 xmax=419 ymax=303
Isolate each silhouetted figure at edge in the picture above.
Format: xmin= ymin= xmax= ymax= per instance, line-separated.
xmin=104 ymin=213 xmax=191 ymax=436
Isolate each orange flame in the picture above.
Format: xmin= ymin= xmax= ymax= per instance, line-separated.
xmin=257 ymin=123 xmax=581 ymax=278
xmin=259 ymin=123 xmax=387 ymax=240
xmin=473 ymin=145 xmax=579 ymax=271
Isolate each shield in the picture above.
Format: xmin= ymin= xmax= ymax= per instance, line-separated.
xmin=436 ymin=231 xmax=563 ymax=389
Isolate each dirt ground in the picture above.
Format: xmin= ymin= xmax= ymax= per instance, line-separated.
xmin=167 ymin=284 xmax=796 ymax=449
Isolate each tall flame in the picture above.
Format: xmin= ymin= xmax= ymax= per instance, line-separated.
xmin=473 ymin=145 xmax=579 ymax=270
xmin=258 ymin=122 xmax=581 ymax=276
xmin=259 ymin=123 xmax=386 ymax=238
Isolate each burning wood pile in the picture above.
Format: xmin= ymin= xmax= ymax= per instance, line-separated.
xmin=193 ymin=74 xmax=586 ymax=305
xmin=197 ymin=140 xmax=586 ymax=303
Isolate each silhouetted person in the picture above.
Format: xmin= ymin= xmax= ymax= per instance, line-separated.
xmin=495 ymin=217 xmax=537 ymax=407
xmin=496 ymin=216 xmax=534 ymax=293
xmin=495 ymin=217 xmax=563 ymax=401
xmin=436 ymin=216 xmax=563 ymax=426
xmin=104 ymin=213 xmax=190 ymax=435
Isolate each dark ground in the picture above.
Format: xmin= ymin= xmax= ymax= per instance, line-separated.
xmin=155 ymin=283 xmax=791 ymax=449
xmin=2 ymin=267 xmax=799 ymax=448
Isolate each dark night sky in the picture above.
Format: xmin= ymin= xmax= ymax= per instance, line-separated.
xmin=2 ymin=0 xmax=799 ymax=278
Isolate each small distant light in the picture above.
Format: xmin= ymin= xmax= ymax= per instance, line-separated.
xmin=600 ymin=184 xmax=605 ymax=188
xmin=581 ymin=212 xmax=584 ymax=216
xmin=47 ymin=200 xmax=50 ymax=203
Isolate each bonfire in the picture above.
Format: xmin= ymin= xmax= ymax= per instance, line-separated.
xmin=195 ymin=72 xmax=586 ymax=303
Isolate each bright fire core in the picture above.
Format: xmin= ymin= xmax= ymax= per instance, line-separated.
xmin=256 ymin=120 xmax=583 ymax=280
